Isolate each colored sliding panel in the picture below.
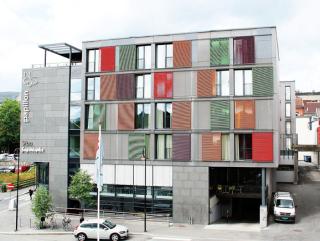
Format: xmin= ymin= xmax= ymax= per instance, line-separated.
xmin=172 ymin=101 xmax=191 ymax=130
xmin=252 ymin=67 xmax=273 ymax=97
xmin=100 ymin=46 xmax=115 ymax=72
xmin=197 ymin=69 xmax=216 ymax=97
xmin=210 ymin=38 xmax=229 ymax=66
xmin=235 ymin=100 xmax=255 ymax=129
xmin=119 ymin=45 xmax=136 ymax=71
xmin=83 ymin=133 xmax=98 ymax=159
xmin=128 ymin=134 xmax=147 ymax=160
xmin=252 ymin=132 xmax=273 ymax=162
xmin=100 ymin=74 xmax=116 ymax=100
xmin=117 ymin=74 xmax=135 ymax=100
xmin=173 ymin=41 xmax=192 ymax=68
xmin=233 ymin=36 xmax=255 ymax=65
xmin=154 ymin=72 xmax=173 ymax=98
xmin=173 ymin=134 xmax=191 ymax=161
xmin=118 ymin=103 xmax=134 ymax=130
xmin=202 ymin=133 xmax=221 ymax=161
xmin=210 ymin=101 xmax=230 ymax=130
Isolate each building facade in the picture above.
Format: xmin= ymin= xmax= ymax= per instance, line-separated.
xmin=20 ymin=27 xmax=280 ymax=225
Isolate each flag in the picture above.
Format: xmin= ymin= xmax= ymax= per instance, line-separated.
xmin=95 ymin=124 xmax=104 ymax=191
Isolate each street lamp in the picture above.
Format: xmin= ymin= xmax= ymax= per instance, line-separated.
xmin=141 ymin=148 xmax=147 ymax=232
xmin=14 ymin=148 xmax=20 ymax=232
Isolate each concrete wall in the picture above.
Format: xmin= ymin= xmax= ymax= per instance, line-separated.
xmin=173 ymin=166 xmax=209 ymax=224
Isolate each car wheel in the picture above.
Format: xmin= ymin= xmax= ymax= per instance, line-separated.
xmin=77 ymin=233 xmax=87 ymax=241
xmin=110 ymin=233 xmax=120 ymax=241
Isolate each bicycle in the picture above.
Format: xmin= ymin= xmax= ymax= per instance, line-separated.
xmin=62 ymin=215 xmax=73 ymax=231
xmin=47 ymin=213 xmax=57 ymax=230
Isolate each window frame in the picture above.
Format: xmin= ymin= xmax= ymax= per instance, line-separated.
xmin=135 ymin=103 xmax=151 ymax=129
xmin=156 ymin=43 xmax=173 ymax=69
xmin=285 ymin=121 xmax=291 ymax=134
xmin=156 ymin=102 xmax=172 ymax=129
xmin=235 ymin=134 xmax=252 ymax=160
xmin=285 ymin=103 xmax=291 ymax=118
xmin=216 ymin=70 xmax=230 ymax=96
xmin=156 ymin=134 xmax=172 ymax=160
xmin=136 ymin=45 xmax=151 ymax=70
xmin=86 ymin=77 xmax=100 ymax=100
xmin=285 ymin=86 xmax=291 ymax=101
xmin=135 ymin=74 xmax=151 ymax=99
xmin=234 ymin=69 xmax=252 ymax=96
xmin=70 ymin=78 xmax=82 ymax=101
xmin=87 ymin=49 xmax=100 ymax=72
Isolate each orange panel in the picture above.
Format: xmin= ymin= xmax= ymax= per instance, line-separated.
xmin=118 ymin=103 xmax=134 ymax=130
xmin=197 ymin=69 xmax=216 ymax=97
xmin=202 ymin=133 xmax=221 ymax=161
xmin=100 ymin=74 xmax=116 ymax=100
xmin=235 ymin=100 xmax=255 ymax=129
xmin=252 ymin=132 xmax=273 ymax=162
xmin=173 ymin=41 xmax=192 ymax=68
xmin=172 ymin=101 xmax=191 ymax=130
xmin=83 ymin=133 xmax=98 ymax=159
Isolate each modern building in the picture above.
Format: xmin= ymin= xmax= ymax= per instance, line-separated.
xmin=20 ymin=27 xmax=280 ymax=225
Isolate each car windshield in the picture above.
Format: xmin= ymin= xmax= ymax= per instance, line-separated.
xmin=103 ymin=220 xmax=116 ymax=229
xmin=276 ymin=199 xmax=293 ymax=208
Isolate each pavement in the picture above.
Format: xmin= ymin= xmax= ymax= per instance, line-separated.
xmin=1 ymin=166 xmax=320 ymax=240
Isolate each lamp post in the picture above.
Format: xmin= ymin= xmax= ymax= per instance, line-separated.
xmin=14 ymin=148 xmax=20 ymax=232
xmin=141 ymin=148 xmax=147 ymax=232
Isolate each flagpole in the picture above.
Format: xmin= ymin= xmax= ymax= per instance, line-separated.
xmin=97 ymin=123 xmax=102 ymax=241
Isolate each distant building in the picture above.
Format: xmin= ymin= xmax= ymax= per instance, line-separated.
xmin=295 ymin=91 xmax=320 ymax=116
xmin=0 ymin=92 xmax=20 ymax=104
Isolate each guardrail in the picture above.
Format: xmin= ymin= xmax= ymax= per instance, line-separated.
xmin=0 ymin=178 xmax=36 ymax=191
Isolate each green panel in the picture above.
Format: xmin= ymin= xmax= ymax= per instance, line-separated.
xmin=210 ymin=101 xmax=230 ymax=130
xmin=119 ymin=45 xmax=136 ymax=71
xmin=210 ymin=38 xmax=229 ymax=66
xmin=128 ymin=134 xmax=147 ymax=160
xmin=253 ymin=67 xmax=274 ymax=96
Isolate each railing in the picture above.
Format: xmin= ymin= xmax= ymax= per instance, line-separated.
xmin=31 ymin=62 xmax=81 ymax=68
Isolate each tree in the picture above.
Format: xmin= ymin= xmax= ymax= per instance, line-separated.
xmin=32 ymin=185 xmax=53 ymax=226
xmin=68 ymin=169 xmax=94 ymax=209
xmin=0 ymin=99 xmax=20 ymax=153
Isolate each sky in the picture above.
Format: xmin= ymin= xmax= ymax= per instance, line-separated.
xmin=0 ymin=0 xmax=319 ymax=92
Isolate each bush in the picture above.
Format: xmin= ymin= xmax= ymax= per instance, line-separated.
xmin=1 ymin=184 xmax=7 ymax=192
xmin=32 ymin=185 xmax=53 ymax=226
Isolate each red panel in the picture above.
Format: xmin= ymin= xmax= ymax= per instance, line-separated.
xmin=317 ymin=127 xmax=320 ymax=145
xmin=234 ymin=37 xmax=255 ymax=65
xmin=154 ymin=72 xmax=173 ymax=98
xmin=252 ymin=132 xmax=273 ymax=162
xmin=100 ymin=46 xmax=115 ymax=72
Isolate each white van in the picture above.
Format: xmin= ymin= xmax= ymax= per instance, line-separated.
xmin=273 ymin=192 xmax=296 ymax=223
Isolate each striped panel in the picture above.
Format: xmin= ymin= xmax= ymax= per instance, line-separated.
xmin=117 ymin=74 xmax=135 ymax=100
xmin=100 ymin=46 xmax=115 ymax=72
xmin=234 ymin=37 xmax=255 ymax=65
xmin=202 ymin=133 xmax=221 ymax=161
xmin=210 ymin=38 xmax=229 ymax=66
xmin=252 ymin=132 xmax=273 ymax=162
xmin=173 ymin=134 xmax=191 ymax=161
xmin=253 ymin=67 xmax=274 ymax=96
xmin=83 ymin=133 xmax=98 ymax=159
xmin=128 ymin=134 xmax=145 ymax=160
xmin=119 ymin=45 xmax=136 ymax=71
xmin=173 ymin=41 xmax=192 ymax=68
xmin=197 ymin=69 xmax=216 ymax=97
xmin=118 ymin=103 xmax=134 ymax=130
xmin=172 ymin=101 xmax=191 ymax=130
xmin=235 ymin=100 xmax=255 ymax=129
xmin=100 ymin=75 xmax=116 ymax=100
xmin=210 ymin=101 xmax=230 ymax=130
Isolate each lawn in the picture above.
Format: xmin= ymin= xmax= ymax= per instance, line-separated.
xmin=0 ymin=166 xmax=36 ymax=184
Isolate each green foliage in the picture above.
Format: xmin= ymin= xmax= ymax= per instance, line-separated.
xmin=0 ymin=166 xmax=36 ymax=183
xmin=1 ymin=184 xmax=7 ymax=192
xmin=32 ymin=185 xmax=53 ymax=221
xmin=68 ymin=170 xmax=93 ymax=208
xmin=0 ymin=99 xmax=20 ymax=153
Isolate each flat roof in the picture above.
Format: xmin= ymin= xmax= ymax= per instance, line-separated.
xmin=39 ymin=43 xmax=82 ymax=62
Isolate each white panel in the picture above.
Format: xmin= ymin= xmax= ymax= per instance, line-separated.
xmin=116 ymin=165 xmax=133 ymax=185
xmin=102 ymin=165 xmax=115 ymax=184
xmin=153 ymin=166 xmax=172 ymax=187
xmin=81 ymin=164 xmax=96 ymax=182
xmin=134 ymin=165 xmax=152 ymax=186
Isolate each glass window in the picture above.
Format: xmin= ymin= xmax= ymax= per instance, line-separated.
xmin=235 ymin=134 xmax=252 ymax=160
xmin=156 ymin=103 xmax=172 ymax=129
xmin=286 ymin=122 xmax=291 ymax=134
xmin=70 ymin=106 xmax=81 ymax=129
xmin=286 ymin=137 xmax=292 ymax=150
xmin=286 ymin=103 xmax=291 ymax=117
xmin=87 ymin=49 xmax=100 ymax=72
xmin=116 ymin=185 xmax=133 ymax=197
xmin=71 ymin=78 xmax=81 ymax=101
xmin=221 ymin=134 xmax=230 ymax=160
xmin=285 ymin=86 xmax=291 ymax=101
xmin=135 ymin=103 xmax=150 ymax=129
xmin=154 ymin=187 xmax=173 ymax=200
xmin=136 ymin=74 xmax=151 ymax=99
xmin=156 ymin=43 xmax=173 ymax=68
xmin=137 ymin=45 xmax=151 ymax=69
xmin=216 ymin=71 xmax=230 ymax=96
xmin=69 ymin=135 xmax=80 ymax=158
xmin=156 ymin=134 xmax=172 ymax=159
xmin=86 ymin=77 xmax=100 ymax=100
xmin=234 ymin=70 xmax=252 ymax=96
xmin=85 ymin=104 xmax=106 ymax=130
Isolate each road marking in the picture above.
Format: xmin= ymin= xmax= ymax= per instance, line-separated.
xmin=152 ymin=237 xmax=192 ymax=241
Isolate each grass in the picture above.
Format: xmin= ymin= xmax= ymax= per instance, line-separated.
xmin=0 ymin=166 xmax=36 ymax=184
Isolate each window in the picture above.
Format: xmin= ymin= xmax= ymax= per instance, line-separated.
xmin=156 ymin=134 xmax=172 ymax=159
xmin=87 ymin=49 xmax=100 ymax=72
xmin=137 ymin=45 xmax=151 ymax=69
xmin=216 ymin=71 xmax=230 ymax=96
xmin=69 ymin=135 xmax=80 ymax=158
xmin=286 ymin=121 xmax=291 ymax=134
xmin=221 ymin=134 xmax=230 ymax=160
xmin=235 ymin=134 xmax=252 ymax=160
xmin=86 ymin=77 xmax=100 ymax=100
xmin=156 ymin=44 xmax=173 ymax=68
xmin=286 ymin=103 xmax=291 ymax=117
xmin=85 ymin=104 xmax=106 ymax=130
xmin=285 ymin=86 xmax=291 ymax=101
xmin=70 ymin=78 xmax=81 ymax=101
xmin=156 ymin=103 xmax=172 ymax=129
xmin=154 ymin=187 xmax=173 ymax=200
xmin=69 ymin=106 xmax=81 ymax=129
xmin=286 ymin=137 xmax=292 ymax=150
xmin=235 ymin=70 xmax=252 ymax=96
xmin=136 ymin=74 xmax=151 ymax=99
xmin=135 ymin=103 xmax=150 ymax=129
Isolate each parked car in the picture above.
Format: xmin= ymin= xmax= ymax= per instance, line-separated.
xmin=73 ymin=219 xmax=129 ymax=241
xmin=6 ymin=154 xmax=15 ymax=161
xmin=0 ymin=153 xmax=8 ymax=160
xmin=273 ymin=192 xmax=296 ymax=223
